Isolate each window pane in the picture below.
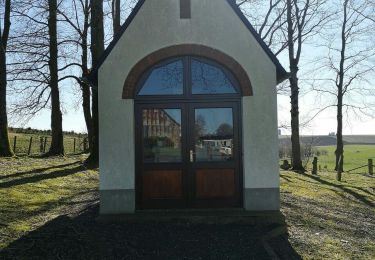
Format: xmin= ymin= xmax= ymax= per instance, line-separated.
xmin=142 ymin=109 xmax=182 ymax=163
xmin=194 ymin=108 xmax=234 ymax=162
xmin=192 ymin=59 xmax=237 ymax=94
xmin=138 ymin=60 xmax=184 ymax=95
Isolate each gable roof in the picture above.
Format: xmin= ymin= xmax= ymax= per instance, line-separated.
xmin=89 ymin=0 xmax=288 ymax=84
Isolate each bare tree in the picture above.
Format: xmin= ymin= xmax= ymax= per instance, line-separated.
xmin=57 ymin=0 xmax=93 ymax=150
xmin=286 ymin=0 xmax=329 ymax=172
xmin=237 ymin=0 xmax=288 ymax=55
xmin=310 ymin=0 xmax=375 ymax=180
xmin=352 ymin=0 xmax=375 ymax=23
xmin=6 ymin=0 xmax=64 ymax=155
xmin=86 ymin=0 xmax=104 ymax=166
xmin=7 ymin=1 xmax=52 ymax=118
xmin=0 ymin=0 xmax=13 ymax=157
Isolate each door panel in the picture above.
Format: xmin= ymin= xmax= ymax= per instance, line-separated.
xmin=136 ymin=102 xmax=242 ymax=209
xmin=189 ymin=103 xmax=241 ymax=208
xmin=195 ymin=169 xmax=236 ymax=198
xmin=142 ymin=170 xmax=183 ymax=199
xmin=136 ymin=104 xmax=187 ymax=209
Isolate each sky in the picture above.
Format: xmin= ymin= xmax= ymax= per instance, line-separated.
xmin=278 ymin=95 xmax=375 ymax=135
xmin=6 ymin=0 xmax=375 ymax=136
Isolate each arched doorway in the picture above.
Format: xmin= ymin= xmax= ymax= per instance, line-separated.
xmin=134 ymin=56 xmax=243 ymax=209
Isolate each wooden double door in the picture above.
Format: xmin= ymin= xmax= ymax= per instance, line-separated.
xmin=135 ymin=101 xmax=242 ymax=209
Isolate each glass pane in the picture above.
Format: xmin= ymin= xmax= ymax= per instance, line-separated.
xmin=142 ymin=109 xmax=182 ymax=163
xmin=194 ymin=108 xmax=234 ymax=162
xmin=138 ymin=60 xmax=184 ymax=95
xmin=191 ymin=59 xmax=237 ymax=94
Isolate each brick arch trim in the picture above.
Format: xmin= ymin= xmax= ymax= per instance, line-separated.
xmin=122 ymin=44 xmax=253 ymax=99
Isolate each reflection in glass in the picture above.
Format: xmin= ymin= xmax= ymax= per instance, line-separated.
xmin=138 ymin=60 xmax=183 ymax=95
xmin=142 ymin=109 xmax=182 ymax=163
xmin=192 ymin=59 xmax=237 ymax=94
xmin=194 ymin=108 xmax=234 ymax=162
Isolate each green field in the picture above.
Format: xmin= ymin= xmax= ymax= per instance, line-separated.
xmin=8 ymin=132 xmax=88 ymax=155
xmin=281 ymin=145 xmax=375 ymax=174
xmin=315 ymin=145 xmax=375 ymax=173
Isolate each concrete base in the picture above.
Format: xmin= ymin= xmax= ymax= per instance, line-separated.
xmin=100 ymin=188 xmax=280 ymax=214
xmin=244 ymin=188 xmax=280 ymax=211
xmin=100 ymin=189 xmax=135 ymax=214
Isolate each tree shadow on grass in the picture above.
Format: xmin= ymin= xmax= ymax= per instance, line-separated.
xmin=280 ymin=175 xmax=292 ymax=182
xmin=303 ymin=174 xmax=374 ymax=207
xmin=347 ymin=186 xmax=374 ymax=197
xmin=0 ymin=205 xmax=302 ymax=260
xmin=281 ymin=191 xmax=375 ymax=246
xmin=0 ymin=165 xmax=86 ymax=189
xmin=0 ymin=161 xmax=81 ymax=181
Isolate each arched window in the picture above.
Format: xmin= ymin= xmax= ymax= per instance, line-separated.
xmin=136 ymin=57 xmax=240 ymax=97
xmin=138 ymin=59 xmax=184 ymax=95
xmin=191 ymin=58 xmax=237 ymax=94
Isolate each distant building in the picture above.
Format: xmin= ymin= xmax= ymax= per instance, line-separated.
xmin=142 ymin=109 xmax=181 ymax=148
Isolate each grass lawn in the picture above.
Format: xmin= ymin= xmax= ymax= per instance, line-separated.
xmin=281 ymin=171 xmax=374 ymax=259
xmin=0 ymin=155 xmax=98 ymax=249
xmin=0 ymin=155 xmax=374 ymax=259
xmin=316 ymin=145 xmax=375 ymax=173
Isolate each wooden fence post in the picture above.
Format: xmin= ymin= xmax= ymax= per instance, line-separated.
xmin=40 ymin=137 xmax=44 ymax=153
xmin=28 ymin=137 xmax=33 ymax=155
xmin=73 ymin=138 xmax=76 ymax=153
xmin=43 ymin=137 xmax=47 ymax=153
xmin=312 ymin=157 xmax=318 ymax=175
xmin=369 ymin=159 xmax=373 ymax=176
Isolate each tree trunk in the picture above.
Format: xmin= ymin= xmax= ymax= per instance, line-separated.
xmin=86 ymin=0 xmax=104 ymax=166
xmin=0 ymin=0 xmax=13 ymax=157
xmin=112 ymin=0 xmax=121 ymax=35
xmin=46 ymin=0 xmax=64 ymax=156
xmin=287 ymin=0 xmax=304 ymax=172
xmin=81 ymin=82 xmax=92 ymax=151
xmin=335 ymin=96 xmax=344 ymax=173
xmin=335 ymin=0 xmax=348 ymax=174
xmin=81 ymin=1 xmax=93 ymax=150
xmin=289 ymin=64 xmax=304 ymax=171
xmin=0 ymin=37 xmax=13 ymax=157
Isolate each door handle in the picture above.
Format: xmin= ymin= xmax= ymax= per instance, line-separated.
xmin=190 ymin=150 xmax=195 ymax=162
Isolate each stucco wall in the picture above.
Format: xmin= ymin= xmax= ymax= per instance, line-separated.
xmin=98 ymin=0 xmax=279 ymax=211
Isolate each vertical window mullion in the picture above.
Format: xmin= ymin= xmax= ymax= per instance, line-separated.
xmin=186 ymin=56 xmax=192 ymax=98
